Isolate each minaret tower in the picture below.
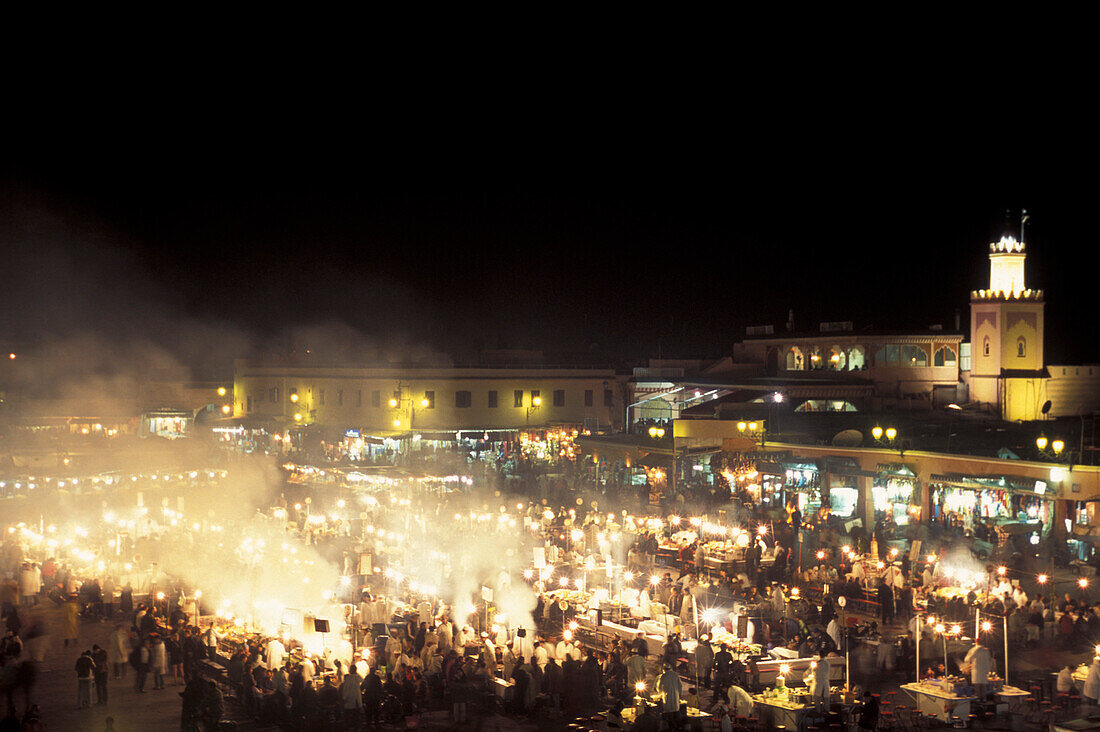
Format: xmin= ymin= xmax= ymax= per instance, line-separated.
xmin=969 ymin=212 xmax=1047 ymax=420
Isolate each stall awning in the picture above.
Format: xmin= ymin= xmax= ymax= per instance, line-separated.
xmin=638 ymin=453 xmax=672 ymax=469
xmin=929 ymin=473 xmax=1051 ymax=497
xmin=755 ymin=460 xmax=786 ymax=476
xmin=877 ymin=463 xmax=917 ymax=477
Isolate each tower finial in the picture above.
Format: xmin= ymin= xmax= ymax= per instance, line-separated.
xmin=1020 ymin=209 xmax=1029 ymax=244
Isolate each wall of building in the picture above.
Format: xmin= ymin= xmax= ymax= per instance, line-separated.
xmin=1046 ymin=365 xmax=1100 ymax=418
xmin=233 ymin=362 xmax=626 ymax=432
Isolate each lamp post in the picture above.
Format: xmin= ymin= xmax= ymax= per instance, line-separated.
xmin=526 ymin=395 xmax=542 ymax=427
xmin=946 ymin=403 xmax=961 ymax=454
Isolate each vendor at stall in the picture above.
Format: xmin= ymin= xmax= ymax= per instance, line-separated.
xmin=962 ymin=638 xmax=992 ymax=699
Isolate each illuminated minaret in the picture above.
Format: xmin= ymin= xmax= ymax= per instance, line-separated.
xmin=969 ymin=217 xmax=1046 ymax=420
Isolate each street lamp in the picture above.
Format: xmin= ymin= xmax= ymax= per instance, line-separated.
xmin=648 ymin=426 xmax=666 ymax=439
xmin=526 ymin=396 xmax=542 ymax=426
xmin=872 ymin=426 xmax=902 ymax=454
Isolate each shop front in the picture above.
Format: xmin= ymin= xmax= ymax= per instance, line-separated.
xmin=875 ymin=464 xmax=920 ymax=526
xmin=782 ymin=460 xmax=823 ymax=515
xmin=929 ymin=474 xmax=1052 ymax=551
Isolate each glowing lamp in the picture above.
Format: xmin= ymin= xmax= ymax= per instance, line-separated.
xmin=816 ymin=550 xmax=825 ymax=560
xmin=748 ymin=422 xmax=758 ymax=431
xmin=569 ymin=621 xmax=578 ymax=631
xmin=1037 ymin=574 xmax=1048 ymax=584
xmin=779 ymin=663 xmax=790 ymax=677
xmin=997 ymin=566 xmax=1007 ymax=576
xmin=981 ymin=620 xmax=992 ymax=632
xmin=934 ymin=623 xmax=945 ymax=634
xmin=393 ymin=420 xmax=401 ymax=428
xmin=649 ymin=575 xmax=661 ymax=586
xmin=523 ymin=569 xmax=534 ymax=580
xmin=635 ymin=681 xmax=646 ymax=693
xmin=290 ymin=393 xmax=299 ymax=403
xmin=563 ymin=629 xmax=572 ymax=641
xmin=623 ymin=571 xmax=634 ymax=582
xmin=877 ymin=562 xmax=885 ymax=570
xmin=1080 ymin=577 xmax=1090 ymax=589
xmin=885 ymin=427 xmax=897 ymax=440
xmin=758 ymin=525 xmax=767 ymax=536
xmin=872 ymin=426 xmax=883 ymax=440
xmin=655 ymin=427 xmax=665 ymax=438
xmin=294 ymin=413 xmax=302 ymax=421
xmin=1052 ymin=439 xmax=1066 ymax=454
xmin=559 ymin=577 xmax=569 ymax=587
xmin=926 ymin=554 xmax=936 ymax=563
xmin=842 ymin=546 xmax=851 ymax=555
xmin=221 ymin=405 xmax=231 ymax=414
xmin=737 ymin=422 xmax=747 ymax=432
xmin=790 ymin=587 xmax=800 ymax=597
xmin=420 ymin=398 xmax=429 ymax=408
xmin=532 ymin=396 xmax=542 ymax=407
xmin=951 ymin=624 xmax=961 ymax=635
xmin=927 ymin=615 xmax=936 ymax=625
xmin=1036 ymin=436 xmax=1048 ymax=450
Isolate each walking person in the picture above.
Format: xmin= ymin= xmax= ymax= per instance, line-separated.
xmin=92 ymin=644 xmax=109 ymax=705
xmin=75 ymin=650 xmax=95 ymax=709
xmin=108 ymin=624 xmax=129 ymax=679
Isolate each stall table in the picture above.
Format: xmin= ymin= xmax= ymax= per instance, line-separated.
xmin=752 ymin=694 xmax=812 ymax=731
xmin=995 ymin=684 xmax=1030 ymax=713
xmin=901 ymin=681 xmax=976 ymax=722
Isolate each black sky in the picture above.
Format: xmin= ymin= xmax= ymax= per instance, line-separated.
xmin=2 ymin=96 xmax=1097 ymax=372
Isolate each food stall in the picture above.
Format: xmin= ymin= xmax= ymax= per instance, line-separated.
xmin=901 ymin=679 xmax=977 ymax=722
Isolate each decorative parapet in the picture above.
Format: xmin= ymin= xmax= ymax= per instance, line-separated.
xmin=989 ymin=236 xmax=1025 ymax=253
xmin=971 ymin=288 xmax=1044 ymax=302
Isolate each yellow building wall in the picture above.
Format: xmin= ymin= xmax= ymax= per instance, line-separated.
xmin=1001 ymin=304 xmax=1044 ymax=371
xmin=1003 ymin=377 xmax=1047 ymax=422
xmin=233 ymin=368 xmax=622 ymax=432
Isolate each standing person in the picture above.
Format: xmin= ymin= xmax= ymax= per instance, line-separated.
xmin=694 ymin=636 xmax=714 ymax=690
xmin=75 ymin=650 xmax=95 ymax=709
xmin=362 ymin=668 xmax=382 ymax=726
xmin=63 ymin=598 xmax=79 ymax=648
xmin=166 ymin=633 xmax=183 ymax=685
xmin=877 ymin=579 xmax=895 ymax=626
xmin=963 ymin=638 xmax=993 ymax=700
xmin=657 ymin=663 xmax=682 ymax=730
xmin=150 ymin=634 xmax=168 ymax=690
xmin=202 ymin=623 xmax=219 ymax=661
xmin=92 ymin=644 xmax=109 ymax=705
xmin=108 ymin=625 xmax=129 ymax=679
xmin=339 ymin=663 xmax=363 ymax=724
xmin=133 ymin=639 xmax=150 ymax=693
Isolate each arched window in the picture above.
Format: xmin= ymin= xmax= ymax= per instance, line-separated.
xmin=983 ymin=337 xmax=990 ymax=357
xmin=785 ymin=346 xmax=804 ymax=371
xmin=1017 ymin=337 xmax=1026 ymax=358
xmin=933 ymin=346 xmax=957 ymax=367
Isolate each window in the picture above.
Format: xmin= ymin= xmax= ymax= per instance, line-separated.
xmin=604 ymin=388 xmax=614 ymax=407
xmin=785 ymin=346 xmax=805 ymax=371
xmin=488 ymin=390 xmax=498 ymax=408
xmin=553 ymin=389 xmax=565 ymax=407
xmin=514 ymin=390 xmax=524 ymax=408
xmin=983 ymin=337 xmax=990 ymax=357
xmin=885 ymin=344 xmax=900 ymax=364
xmin=424 ymin=391 xmax=435 ymax=408
xmin=455 ymin=390 xmax=472 ymax=408
xmin=933 ymin=346 xmax=957 ymax=367
xmin=371 ymin=390 xmax=380 ymax=408
xmin=319 ymin=390 xmax=325 ymax=405
xmin=337 ymin=390 xmax=343 ymax=406
xmin=1017 ymin=337 xmax=1026 ymax=358
xmin=584 ymin=389 xmax=593 ymax=407
xmin=900 ymin=345 xmax=928 ymax=367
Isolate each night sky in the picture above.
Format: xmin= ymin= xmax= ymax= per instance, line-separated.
xmin=2 ymin=136 xmax=1096 ymax=375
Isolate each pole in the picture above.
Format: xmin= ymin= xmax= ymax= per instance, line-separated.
xmin=975 ymin=607 xmax=979 ymax=642
xmin=916 ymin=614 xmax=920 ymax=682
xmin=1003 ymin=615 xmax=1009 ymax=686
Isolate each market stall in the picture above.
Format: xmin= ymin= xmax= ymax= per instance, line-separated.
xmin=901 ymin=680 xmax=976 ymax=722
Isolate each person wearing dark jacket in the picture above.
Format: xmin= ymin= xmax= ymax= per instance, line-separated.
xmin=877 ymin=580 xmax=895 ymax=625
xmin=361 ymin=669 xmax=382 ymax=725
xmin=858 ymin=691 xmax=880 ymax=729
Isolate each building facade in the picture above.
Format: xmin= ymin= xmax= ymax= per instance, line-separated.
xmin=231 ymin=360 xmax=627 ymax=436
